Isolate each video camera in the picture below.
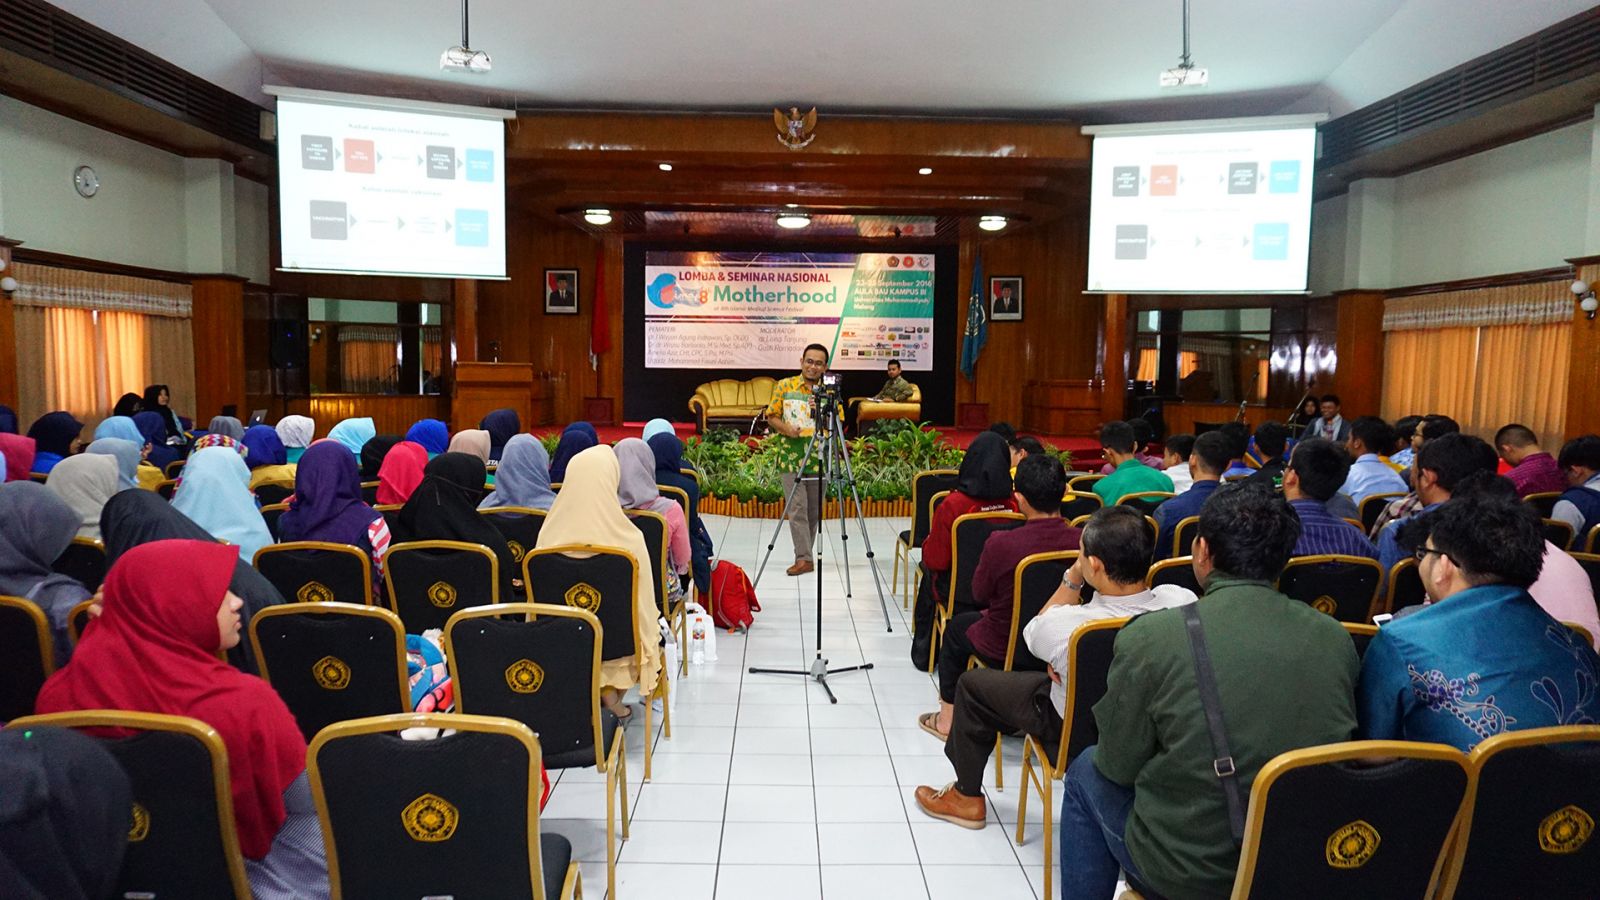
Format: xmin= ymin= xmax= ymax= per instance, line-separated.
xmin=812 ymin=371 xmax=842 ymax=416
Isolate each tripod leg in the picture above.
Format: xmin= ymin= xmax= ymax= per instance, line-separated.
xmin=831 ymin=416 xmax=897 ymax=631
xmin=751 ymin=431 xmax=823 ymax=587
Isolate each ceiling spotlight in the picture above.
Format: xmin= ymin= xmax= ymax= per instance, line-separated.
xmin=658 ymin=163 xmax=673 ymax=172
xmin=776 ymin=213 xmax=811 ymax=230
xmin=584 ymin=208 xmax=612 ymax=225
xmin=785 ymin=203 xmax=800 ymax=209
xmin=978 ymin=215 xmax=1008 ymax=232
xmin=440 ymin=0 xmax=492 ymax=74
xmin=918 ymin=167 xmax=933 ymax=175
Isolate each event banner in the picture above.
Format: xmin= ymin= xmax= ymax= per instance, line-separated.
xmin=642 ymin=251 xmax=935 ymax=370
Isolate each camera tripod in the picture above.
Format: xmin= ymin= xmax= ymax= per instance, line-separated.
xmin=749 ymin=388 xmax=894 ymax=703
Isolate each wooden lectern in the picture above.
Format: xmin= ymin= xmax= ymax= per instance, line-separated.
xmin=453 ymin=362 xmax=536 ymax=432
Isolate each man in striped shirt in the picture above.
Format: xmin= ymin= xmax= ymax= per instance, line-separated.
xmin=1283 ymin=438 xmax=1379 ymax=560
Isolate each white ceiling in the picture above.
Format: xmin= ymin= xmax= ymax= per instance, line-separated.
xmin=48 ymin=0 xmax=1599 ymax=120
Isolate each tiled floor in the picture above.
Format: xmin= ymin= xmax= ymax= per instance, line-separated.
xmin=549 ymin=514 xmax=1058 ymax=899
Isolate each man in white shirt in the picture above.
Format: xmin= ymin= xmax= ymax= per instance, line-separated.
xmin=1340 ymin=416 xmax=1407 ymax=505
xmin=912 ymin=506 xmax=1197 ymax=829
xmin=1161 ymin=434 xmax=1195 ymax=494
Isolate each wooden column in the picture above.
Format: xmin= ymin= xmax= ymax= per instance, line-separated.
xmin=453 ymin=279 xmax=479 ymax=365
xmin=1332 ymin=290 xmax=1386 ymax=417
xmin=1567 ymin=256 xmax=1600 ymax=438
xmin=0 ymin=237 xmax=19 ymax=411
xmin=189 ymin=276 xmax=247 ymax=421
xmin=1100 ymin=293 xmax=1128 ymax=424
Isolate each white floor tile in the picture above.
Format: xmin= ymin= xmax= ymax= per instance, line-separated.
xmin=732 ymin=725 xmax=812 ymax=755
xmin=717 ymin=821 xmax=819 ymax=865
xmin=807 ymin=726 xmax=888 ymax=755
xmin=630 ymin=783 xmax=727 ymax=822
xmin=811 ymin=754 xmax=900 ymax=787
xmin=822 ymin=865 xmax=931 ymax=900
xmin=540 ymin=818 xmax=612 ymax=863
xmin=814 ymin=785 xmax=909 ymax=823
xmin=924 ymin=864 xmax=1039 ymax=900
xmin=817 ymin=822 xmax=920 ymax=865
xmin=910 ymin=822 xmax=1024 ymax=866
xmin=728 ymin=753 xmax=814 ymax=786
xmin=610 ymin=862 xmax=718 ymax=898
xmin=724 ymin=784 xmax=816 ymax=823
xmin=617 ymin=820 xmax=722 ymax=864
xmin=716 ymin=864 xmax=822 ymax=900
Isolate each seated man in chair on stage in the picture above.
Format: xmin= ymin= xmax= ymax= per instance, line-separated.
xmin=912 ymin=504 xmax=1197 ymax=829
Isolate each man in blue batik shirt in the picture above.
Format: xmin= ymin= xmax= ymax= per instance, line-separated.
xmin=1358 ymin=487 xmax=1600 ymax=751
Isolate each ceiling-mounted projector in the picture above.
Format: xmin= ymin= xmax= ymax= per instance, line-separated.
xmin=440 ymin=45 xmax=491 ymax=74
xmin=1159 ymin=65 xmax=1207 ymax=88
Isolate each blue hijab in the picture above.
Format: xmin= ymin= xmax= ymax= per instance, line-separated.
xmin=86 ymin=438 xmax=142 ymax=489
xmin=548 ymin=423 xmax=598 ymax=483
xmin=479 ymin=434 xmax=555 ymax=511
xmin=240 ymin=425 xmax=288 ymax=469
xmin=326 ymin=418 xmax=376 ymax=456
xmin=641 ymin=418 xmax=675 ymax=442
xmin=480 ymin=409 xmax=521 ymax=463
xmin=170 ymin=447 xmax=272 ymax=564
xmin=405 ymin=419 xmax=450 ymax=456
xmin=132 ymin=412 xmax=180 ymax=469
xmin=93 ymin=416 xmax=145 ymax=445
xmin=0 ymin=405 xmax=17 ymax=434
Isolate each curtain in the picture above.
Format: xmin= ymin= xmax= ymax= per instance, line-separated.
xmin=15 ymin=307 xmax=99 ymax=423
xmin=423 ymin=326 xmax=443 ymax=376
xmin=146 ymin=316 xmax=197 ymax=420
xmin=99 ymin=310 xmax=149 ymax=409
xmin=1381 ymin=328 xmax=1479 ymax=428
xmin=1473 ymin=322 xmax=1570 ymax=448
xmin=1135 ymin=348 xmax=1159 ymax=382
xmin=338 ymin=326 xmax=399 ymax=394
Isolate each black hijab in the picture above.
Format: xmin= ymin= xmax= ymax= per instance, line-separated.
xmin=141 ymin=385 xmax=183 ymax=439
xmin=111 ymin=393 xmax=143 ymax=418
xmin=957 ymin=431 xmax=1013 ymax=501
xmin=26 ymin=412 xmax=83 ymax=458
xmin=647 ymin=433 xmax=700 ymax=516
xmin=359 ymin=435 xmax=402 ymax=480
xmin=479 ymin=408 xmax=521 ymax=462
xmin=396 ymin=452 xmax=515 ymax=598
xmin=0 ymin=726 xmax=131 ymax=900
xmin=0 ymin=406 xmax=16 ymax=435
xmin=99 ymin=490 xmax=284 ymax=674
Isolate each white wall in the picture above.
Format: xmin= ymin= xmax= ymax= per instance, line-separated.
xmin=0 ymin=95 xmax=271 ymax=280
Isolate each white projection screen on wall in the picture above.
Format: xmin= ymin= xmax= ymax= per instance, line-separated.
xmin=269 ymin=86 xmax=512 ymax=279
xmin=1084 ymin=115 xmax=1325 ymax=294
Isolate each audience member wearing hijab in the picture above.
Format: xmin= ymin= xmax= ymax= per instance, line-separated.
xmin=92 ymin=415 xmax=143 ymax=445
xmin=649 ymin=432 xmax=714 ymax=594
xmin=376 ymin=441 xmax=429 ymax=505
xmin=326 ymin=417 xmax=376 ymax=456
xmin=274 ymin=415 xmax=315 ymax=464
xmin=448 ymin=428 xmax=491 ymax=464
xmin=141 ymin=385 xmax=184 ymax=439
xmin=241 ymin=425 xmax=297 ymax=490
xmin=0 ymin=482 xmax=92 ymax=664
xmin=132 ymin=411 xmax=181 ymax=470
xmin=405 ymin=418 xmax=450 ymax=456
xmin=193 ymin=433 xmax=245 ymax=455
xmin=0 ymin=405 xmax=16 ymax=434
xmin=641 ymin=418 xmax=675 ymax=443
xmin=94 ymin=417 xmax=164 ymax=489
xmin=549 ymin=422 xmax=599 ymax=483
xmin=0 ymin=725 xmax=132 ymax=900
xmin=35 ymin=540 xmax=328 ymax=898
xmin=479 ymin=434 xmax=556 ymax=511
xmin=480 ymin=408 xmax=521 ymax=463
xmin=46 ymin=453 xmax=121 ymax=541
xmin=172 ymin=447 xmax=273 ymax=565
xmin=27 ymin=412 xmax=84 ymax=475
xmin=395 ymin=452 xmax=515 ymax=600
xmin=279 ymin=442 xmax=390 ymax=590
xmin=100 ymin=490 xmax=284 ymax=674
xmin=0 ymin=433 xmax=36 ymax=482
xmin=87 ymin=437 xmax=146 ymax=491
xmin=616 ymin=438 xmax=691 ymax=577
xmin=358 ymin=435 xmax=401 ymax=481
xmin=536 ymin=445 xmax=662 ymax=716
xmin=207 ymin=416 xmax=245 ymax=441
xmin=112 ymin=392 xmax=144 ymax=418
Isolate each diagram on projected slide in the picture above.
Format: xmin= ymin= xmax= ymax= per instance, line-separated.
xmin=1103 ymin=159 xmax=1300 ymax=263
xmin=300 ymin=135 xmax=492 ymax=247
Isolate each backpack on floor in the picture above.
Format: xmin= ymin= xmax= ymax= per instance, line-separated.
xmin=708 ymin=559 xmax=759 ymax=631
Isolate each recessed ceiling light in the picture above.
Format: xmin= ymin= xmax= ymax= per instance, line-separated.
xmin=785 ymin=203 xmax=800 ymax=209
xmin=978 ymin=215 xmax=1008 ymax=232
xmin=658 ymin=163 xmax=673 ymax=172
xmin=918 ymin=167 xmax=933 ymax=175
xmin=584 ymin=208 xmax=612 ymax=225
xmin=775 ymin=213 xmax=811 ymax=230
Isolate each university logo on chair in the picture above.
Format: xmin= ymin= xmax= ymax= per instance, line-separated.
xmin=1312 ymin=595 xmax=1338 ymax=616
xmin=312 ymin=655 xmax=351 ymax=691
xmin=426 ymin=581 xmax=458 ymax=608
xmin=507 ymin=539 xmax=526 ymax=563
xmin=564 ymin=582 xmax=601 ymax=613
xmin=127 ymin=802 xmax=150 ymax=842
xmin=1539 ymin=804 xmax=1594 ymax=854
xmin=504 ymin=658 xmax=545 ymax=694
xmin=296 ymin=580 xmax=335 ymax=603
xmin=1325 ymin=819 xmax=1381 ymax=868
xmin=402 ymin=793 xmax=459 ymax=842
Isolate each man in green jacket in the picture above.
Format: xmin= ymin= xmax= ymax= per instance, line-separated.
xmin=1060 ymin=483 xmax=1358 ymax=900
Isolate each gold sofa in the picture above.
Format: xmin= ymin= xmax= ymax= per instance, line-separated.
xmin=850 ymin=383 xmax=923 ymax=429
xmin=688 ymin=377 xmax=778 ymax=433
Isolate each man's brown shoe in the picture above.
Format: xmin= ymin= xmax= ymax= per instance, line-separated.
xmin=914 ymin=783 xmax=986 ymax=829
xmin=786 ymin=559 xmax=814 ymax=576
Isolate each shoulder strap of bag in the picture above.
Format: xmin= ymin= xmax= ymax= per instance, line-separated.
xmin=1180 ymin=603 xmax=1246 ymax=844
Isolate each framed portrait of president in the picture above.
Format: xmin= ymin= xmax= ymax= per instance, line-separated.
xmin=544 ymin=268 xmax=579 ymax=315
xmin=990 ymin=276 xmax=1023 ymax=321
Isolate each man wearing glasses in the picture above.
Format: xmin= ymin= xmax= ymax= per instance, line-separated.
xmin=765 ymin=344 xmax=831 ymax=575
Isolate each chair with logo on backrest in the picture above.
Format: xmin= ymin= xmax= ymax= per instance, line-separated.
xmin=1277 ymin=555 xmax=1385 ymax=623
xmin=1525 ymin=491 xmax=1563 ymax=519
xmin=1060 ymin=490 xmax=1102 ymax=521
xmin=447 ymin=603 xmax=628 ymax=897
xmin=0 ymin=596 xmax=54 ymax=721
xmin=524 ymin=545 xmax=671 ymax=782
xmin=480 ymin=508 xmax=548 ymax=595
xmin=360 ymin=481 xmax=380 ymax=504
xmin=1438 ymin=725 xmax=1600 ymax=900
xmin=1543 ymin=518 xmax=1576 ymax=551
xmin=626 ymin=509 xmax=688 ymax=676
xmin=1342 ymin=622 xmax=1378 ymax=661
xmin=929 ymin=510 xmax=1025 ymax=672
xmin=1360 ymin=492 xmax=1406 ymax=534
xmin=1014 ymin=616 xmax=1127 ymax=900
xmin=5 ymin=710 xmax=252 ymax=899
xmin=1383 ymin=557 xmax=1427 ymax=615
xmin=51 ymin=536 xmax=108 ymax=593
xmin=1147 ymin=556 xmax=1203 ymax=595
xmin=308 ymin=712 xmax=581 ymax=900
xmin=1172 ymin=515 xmax=1201 ymax=559
xmin=253 ymin=479 xmax=295 ymax=507
xmin=258 ymin=502 xmax=289 ymax=542
xmin=895 ymin=469 xmax=960 ymax=608
xmin=383 ymin=541 xmax=500 ymax=633
xmin=248 ymin=602 xmax=410 ymax=743
xmin=1118 ymin=491 xmax=1176 ymax=519
xmin=1067 ymin=473 xmax=1104 ymax=493
xmin=255 ymin=541 xmax=374 ymax=606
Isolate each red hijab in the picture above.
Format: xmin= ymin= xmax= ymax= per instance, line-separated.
xmin=0 ymin=433 xmax=36 ymax=481
xmin=377 ymin=440 xmax=429 ymax=505
xmin=34 ymin=539 xmax=305 ymax=859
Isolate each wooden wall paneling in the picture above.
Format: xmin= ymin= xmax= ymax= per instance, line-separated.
xmin=452 ymin=279 xmax=479 ymax=364
xmin=1100 ymin=294 xmax=1129 ymax=424
xmin=0 ymin=238 xmax=19 ymax=410
xmin=1162 ymin=404 xmax=1296 ymax=438
xmin=258 ymin=395 xmax=449 ymax=439
xmin=190 ymin=276 xmax=247 ymax=421
xmin=1331 ymin=291 xmax=1386 ymax=417
xmin=1566 ymin=259 xmax=1600 ymax=438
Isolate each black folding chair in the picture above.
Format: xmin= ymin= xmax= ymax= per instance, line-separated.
xmin=1343 ymin=622 xmax=1378 ymax=661
xmin=361 ymin=481 xmax=380 ymax=504
xmin=1570 ymin=553 xmax=1600 ymax=607
xmin=1543 ymin=518 xmax=1577 ymax=551
xmin=51 ymin=536 xmax=108 ymax=593
xmin=1384 ymin=557 xmax=1428 ymax=614
xmin=253 ymin=479 xmax=295 ymax=507
xmin=1359 ymin=492 xmax=1406 ymax=533
xmin=375 ymin=504 xmax=403 ymax=534
xmin=1118 ymin=491 xmax=1176 ymax=518
xmin=308 ymin=713 xmax=581 ymax=900
xmin=1171 ymin=515 xmax=1200 ymax=559
xmin=383 ymin=541 xmax=501 ymax=633
xmin=249 ymin=602 xmax=411 ymax=742
xmin=480 ymin=507 xmax=548 ymax=581
xmin=627 ymin=508 xmax=688 ymax=674
xmin=1060 ymin=490 xmax=1102 ymax=521
xmin=255 ymin=541 xmax=374 ymax=606
xmin=259 ymin=502 xmax=289 ymax=542
xmin=895 ymin=469 xmax=960 ymax=607
xmin=1525 ymin=492 xmax=1563 ymax=519
xmin=1277 ymin=554 xmax=1385 ymax=623
xmin=0 ymin=596 xmax=54 ymax=721
xmin=1147 ymin=556 xmax=1203 ymax=595
xmin=929 ymin=511 xmax=1024 ymax=672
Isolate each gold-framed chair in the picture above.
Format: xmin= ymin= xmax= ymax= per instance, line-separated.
xmin=360 ymin=480 xmax=380 ymax=504
xmin=68 ymin=596 xmax=96 ymax=644
xmin=1118 ymin=491 xmax=1176 ymax=518
xmin=1342 ymin=622 xmax=1379 ymax=661
xmin=156 ymin=478 xmax=178 ymax=500
xmin=1543 ymin=518 xmax=1576 ymax=552
xmin=1359 ymin=492 xmax=1406 ymax=533
xmin=1171 ymin=515 xmax=1201 ymax=559
xmin=1525 ymin=491 xmax=1563 ymax=519
xmin=0 ymin=595 xmax=54 ymax=721
xmin=447 ymin=603 xmax=628 ymax=897
xmin=929 ymin=510 xmax=1025 ymax=672
xmin=1586 ymin=523 xmax=1600 ymax=554
xmin=383 ymin=540 xmax=500 ymax=633
xmin=1569 ymin=552 xmax=1600 ymax=603
xmin=908 ymin=489 xmax=955 ymax=610
xmin=51 ymin=536 xmax=108 ymax=592
xmin=1276 ymin=554 xmax=1385 ymax=623
xmin=1060 ymin=490 xmax=1102 ymax=521
xmin=524 ymin=544 xmax=671 ymax=782
xmin=307 ymin=712 xmax=581 ymax=900
xmin=374 ymin=503 xmax=403 ymax=533
xmin=249 ymin=602 xmax=411 ymax=742
xmin=1147 ymin=556 xmax=1203 ymax=595
xmin=894 ymin=469 xmax=960 ymax=608
xmin=626 ymin=508 xmax=689 ymax=677
xmin=253 ymin=478 xmax=296 ymax=507
xmin=5 ymin=710 xmax=251 ymax=899
xmin=254 ymin=541 xmax=374 ymax=606
xmin=658 ymin=484 xmax=691 ymax=524
xmin=259 ymin=501 xmax=290 ymax=542
xmin=479 ymin=507 xmax=549 ymax=585
xmin=1069 ymin=513 xmax=1093 ymax=529
xmin=1438 ymin=725 xmax=1600 ymax=899
xmin=1066 ymin=473 xmax=1104 ymax=493
xmin=1565 ymin=621 xmax=1595 ymax=646
xmin=164 ymin=459 xmax=186 ymax=479
xmin=1383 ymin=557 xmax=1427 ymax=615
xmin=1143 ymin=515 xmax=1160 ymax=547
xmin=1014 ymin=616 xmax=1128 ymax=900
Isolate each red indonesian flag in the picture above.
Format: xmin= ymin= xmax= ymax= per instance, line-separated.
xmin=590 ymin=247 xmax=611 ymax=369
